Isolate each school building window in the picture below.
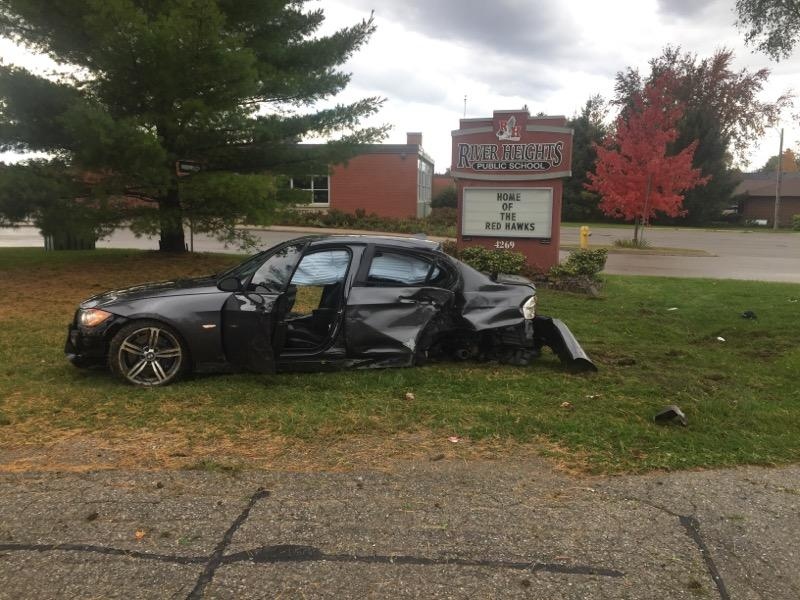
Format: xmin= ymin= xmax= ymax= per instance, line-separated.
xmin=417 ymin=159 xmax=432 ymax=217
xmin=291 ymin=176 xmax=330 ymax=205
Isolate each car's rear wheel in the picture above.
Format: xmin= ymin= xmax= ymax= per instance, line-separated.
xmin=109 ymin=320 xmax=188 ymax=387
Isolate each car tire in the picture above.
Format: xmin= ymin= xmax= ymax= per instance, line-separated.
xmin=108 ymin=320 xmax=189 ymax=387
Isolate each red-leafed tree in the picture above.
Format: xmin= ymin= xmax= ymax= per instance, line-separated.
xmin=586 ymin=75 xmax=709 ymax=243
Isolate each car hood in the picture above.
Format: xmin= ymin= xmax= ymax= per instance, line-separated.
xmin=81 ymin=276 xmax=220 ymax=308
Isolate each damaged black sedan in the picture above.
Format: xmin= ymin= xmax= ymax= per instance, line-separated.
xmin=66 ymin=235 xmax=595 ymax=386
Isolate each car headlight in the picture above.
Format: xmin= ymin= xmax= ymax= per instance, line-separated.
xmin=521 ymin=295 xmax=536 ymax=319
xmin=79 ymin=308 xmax=113 ymax=327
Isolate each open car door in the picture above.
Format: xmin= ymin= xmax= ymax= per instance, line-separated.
xmin=222 ymin=243 xmax=304 ymax=373
xmin=280 ymin=247 xmax=352 ymax=351
xmin=345 ymin=247 xmax=456 ymax=366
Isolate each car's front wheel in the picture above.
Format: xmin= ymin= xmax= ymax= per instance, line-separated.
xmin=109 ymin=320 xmax=189 ymax=386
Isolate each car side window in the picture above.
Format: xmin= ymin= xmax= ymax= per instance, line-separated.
xmin=367 ymin=251 xmax=436 ymax=286
xmin=427 ymin=258 xmax=457 ymax=288
xmin=249 ymin=244 xmax=304 ymax=292
xmin=290 ymin=249 xmax=350 ymax=286
xmin=286 ymin=249 xmax=351 ymax=316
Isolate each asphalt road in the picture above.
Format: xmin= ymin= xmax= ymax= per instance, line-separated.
xmin=2 ymin=224 xmax=798 ymax=282
xmin=1 ymin=460 xmax=798 ymax=599
xmin=561 ymin=226 xmax=800 ymax=283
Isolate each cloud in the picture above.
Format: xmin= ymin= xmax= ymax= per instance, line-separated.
xmin=467 ymin=57 xmax=564 ymax=100
xmin=340 ymin=0 xmax=609 ymax=102
xmin=656 ymin=0 xmax=708 ymax=17
xmin=348 ymin=0 xmax=576 ymax=64
xmin=350 ymin=62 xmax=450 ymax=105
xmin=656 ymin=0 xmax=734 ymax=21
xmin=320 ymin=0 xmax=796 ymax=171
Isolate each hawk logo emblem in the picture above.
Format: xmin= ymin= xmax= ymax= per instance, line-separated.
xmin=496 ymin=116 xmax=521 ymax=141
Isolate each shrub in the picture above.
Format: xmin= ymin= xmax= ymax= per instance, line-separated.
xmin=548 ymin=249 xmax=608 ymax=296
xmin=793 ymin=214 xmax=800 ymax=231
xmin=441 ymin=240 xmax=459 ymax=258
xmin=273 ymin=207 xmax=457 ymax=237
xmin=427 ymin=206 xmax=457 ymax=226
xmin=431 ymin=186 xmax=457 ymax=208
xmin=549 ymin=248 xmax=608 ymax=296
xmin=613 ymin=237 xmax=651 ymax=249
xmin=459 ymin=246 xmax=526 ymax=275
xmin=551 ymin=248 xmax=608 ymax=279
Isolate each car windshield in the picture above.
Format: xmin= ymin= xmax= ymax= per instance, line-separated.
xmin=215 ymin=251 xmax=269 ymax=280
xmin=249 ymin=243 xmax=305 ymax=292
xmin=215 ymin=241 xmax=309 ymax=284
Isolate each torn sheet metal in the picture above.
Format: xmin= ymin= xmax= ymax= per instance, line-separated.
xmin=532 ymin=316 xmax=597 ymax=372
xmin=457 ymin=264 xmax=537 ymax=332
xmin=345 ymin=286 xmax=453 ymax=361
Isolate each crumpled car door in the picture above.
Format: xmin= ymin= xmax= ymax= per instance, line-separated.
xmin=345 ymin=286 xmax=454 ymax=364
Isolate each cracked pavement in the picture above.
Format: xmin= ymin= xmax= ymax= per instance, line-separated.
xmin=0 ymin=460 xmax=798 ymax=599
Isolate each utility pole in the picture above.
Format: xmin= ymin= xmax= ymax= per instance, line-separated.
xmin=774 ymin=128 xmax=783 ymax=230
xmin=463 ymin=95 xmax=467 ymax=118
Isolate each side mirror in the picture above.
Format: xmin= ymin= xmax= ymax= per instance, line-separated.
xmin=217 ymin=276 xmax=242 ymax=292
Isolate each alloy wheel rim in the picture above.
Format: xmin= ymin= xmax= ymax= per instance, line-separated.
xmin=118 ymin=327 xmax=182 ymax=385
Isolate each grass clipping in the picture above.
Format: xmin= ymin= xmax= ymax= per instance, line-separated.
xmin=0 ymin=428 xmax=566 ymax=474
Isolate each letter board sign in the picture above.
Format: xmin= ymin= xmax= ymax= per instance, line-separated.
xmin=461 ymin=188 xmax=553 ymax=239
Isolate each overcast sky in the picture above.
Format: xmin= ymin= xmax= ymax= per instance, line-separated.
xmin=1 ymin=0 xmax=797 ymax=171
xmin=315 ymin=0 xmax=798 ymax=172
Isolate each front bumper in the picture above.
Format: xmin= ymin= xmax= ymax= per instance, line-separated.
xmin=64 ymin=315 xmax=124 ymax=368
xmin=533 ymin=315 xmax=596 ymax=372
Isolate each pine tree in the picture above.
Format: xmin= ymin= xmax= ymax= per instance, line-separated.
xmin=0 ymin=1 xmax=386 ymax=251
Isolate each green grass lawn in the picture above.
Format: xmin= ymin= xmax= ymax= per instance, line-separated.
xmin=1 ymin=248 xmax=799 ymax=473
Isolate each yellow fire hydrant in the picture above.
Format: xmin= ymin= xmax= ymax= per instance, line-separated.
xmin=580 ymin=225 xmax=591 ymax=249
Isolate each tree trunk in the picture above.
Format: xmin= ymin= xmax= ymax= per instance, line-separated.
xmin=640 ymin=174 xmax=652 ymax=245
xmin=158 ymin=186 xmax=186 ymax=252
xmin=633 ymin=216 xmax=640 ymax=244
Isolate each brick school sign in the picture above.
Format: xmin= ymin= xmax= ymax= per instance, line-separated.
xmin=451 ymin=109 xmax=573 ymax=270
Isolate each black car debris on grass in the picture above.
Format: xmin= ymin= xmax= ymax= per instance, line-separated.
xmin=66 ymin=235 xmax=595 ymax=386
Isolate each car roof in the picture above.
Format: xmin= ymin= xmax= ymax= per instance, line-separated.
xmin=304 ymin=234 xmax=442 ymax=251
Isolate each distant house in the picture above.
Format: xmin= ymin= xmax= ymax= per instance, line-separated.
xmin=735 ymin=172 xmax=800 ymax=227
xmin=290 ymin=132 xmax=434 ymax=219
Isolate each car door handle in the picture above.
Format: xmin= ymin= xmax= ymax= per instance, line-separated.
xmin=399 ymin=296 xmax=438 ymax=306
